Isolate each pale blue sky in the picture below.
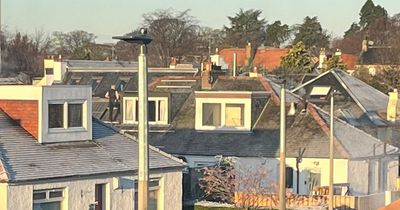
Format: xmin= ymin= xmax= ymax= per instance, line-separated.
xmin=2 ymin=0 xmax=400 ymax=43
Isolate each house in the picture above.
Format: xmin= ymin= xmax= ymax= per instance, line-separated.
xmin=40 ymin=57 xmax=198 ymax=122
xmin=218 ymin=43 xmax=289 ymax=72
xmin=0 ymin=84 xmax=185 ymax=210
xmin=111 ymin=63 xmax=399 ymax=198
xmin=318 ymin=48 xmax=358 ymax=71
xmin=291 ymin=68 xmax=400 ymax=148
xmin=356 ymin=37 xmax=400 ymax=75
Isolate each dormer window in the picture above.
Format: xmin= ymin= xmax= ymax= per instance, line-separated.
xmin=116 ymin=77 xmax=130 ymax=92
xmin=195 ymin=92 xmax=251 ymax=131
xmin=123 ymin=97 xmax=168 ymax=124
xmin=90 ymin=77 xmax=103 ymax=91
xmin=48 ymin=101 xmax=84 ymax=130
xmin=309 ymin=86 xmax=331 ymax=101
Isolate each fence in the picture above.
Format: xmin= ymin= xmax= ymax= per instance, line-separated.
xmin=234 ymin=191 xmax=400 ymax=210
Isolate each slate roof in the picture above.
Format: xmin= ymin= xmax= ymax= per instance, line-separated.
xmin=291 ymin=69 xmax=388 ymax=126
xmin=315 ymin=105 xmax=398 ymax=158
xmin=124 ymin=76 xmax=395 ymax=159
xmin=0 ymin=111 xmax=184 ymax=182
xmin=66 ymin=60 xmax=138 ymax=68
xmin=359 ymin=47 xmax=400 ymax=65
xmin=61 ymin=70 xmax=198 ymax=97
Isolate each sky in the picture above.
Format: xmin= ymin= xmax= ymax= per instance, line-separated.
xmin=2 ymin=0 xmax=400 ymax=43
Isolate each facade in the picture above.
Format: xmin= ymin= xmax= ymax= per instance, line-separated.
xmin=291 ymin=68 xmax=400 ymax=147
xmin=0 ymin=84 xmax=184 ymax=210
xmin=111 ymin=64 xmax=399 ymax=197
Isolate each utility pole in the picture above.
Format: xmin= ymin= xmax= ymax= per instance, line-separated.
xmin=113 ymin=29 xmax=152 ymax=210
xmin=279 ymin=83 xmax=286 ymax=210
xmin=329 ymin=90 xmax=336 ymax=210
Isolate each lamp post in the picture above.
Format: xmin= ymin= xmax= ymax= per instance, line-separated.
xmin=279 ymin=82 xmax=286 ymax=210
xmin=329 ymin=90 xmax=337 ymax=210
xmin=113 ymin=29 xmax=152 ymax=210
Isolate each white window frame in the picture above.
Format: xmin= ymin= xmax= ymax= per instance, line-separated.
xmin=195 ymin=97 xmax=251 ymax=131
xmin=33 ymin=188 xmax=64 ymax=206
xmin=123 ymin=97 xmax=168 ymax=125
xmin=48 ymin=100 xmax=87 ymax=132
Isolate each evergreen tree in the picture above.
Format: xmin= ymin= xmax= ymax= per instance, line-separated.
xmin=292 ymin=16 xmax=330 ymax=49
xmin=280 ymin=41 xmax=312 ymax=74
xmin=224 ymin=9 xmax=266 ymax=48
xmin=264 ymin=21 xmax=290 ymax=48
xmin=344 ymin=22 xmax=361 ymax=37
xmin=359 ymin=0 xmax=388 ymax=28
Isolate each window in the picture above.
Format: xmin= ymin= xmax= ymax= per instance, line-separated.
xmin=201 ymin=103 xmax=246 ymax=129
xmin=33 ymin=189 xmax=64 ymax=210
xmin=225 ymin=104 xmax=244 ymax=127
xmin=134 ymin=179 xmax=160 ymax=210
xmin=68 ymin=104 xmax=82 ymax=127
xmin=123 ymin=97 xmax=168 ymax=124
xmin=90 ymin=77 xmax=103 ymax=91
xmin=286 ymin=167 xmax=294 ymax=188
xmin=49 ymin=104 xmax=64 ymax=128
xmin=116 ymin=78 xmax=130 ymax=92
xmin=309 ymin=86 xmax=331 ymax=100
xmin=45 ymin=68 xmax=54 ymax=75
xmin=48 ymin=101 xmax=85 ymax=130
xmin=202 ymin=103 xmax=221 ymax=126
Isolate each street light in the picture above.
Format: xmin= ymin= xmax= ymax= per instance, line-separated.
xmin=279 ymin=82 xmax=286 ymax=210
xmin=329 ymin=90 xmax=337 ymax=210
xmin=113 ymin=29 xmax=152 ymax=210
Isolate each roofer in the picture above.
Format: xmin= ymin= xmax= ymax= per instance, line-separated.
xmin=105 ymin=85 xmax=120 ymax=123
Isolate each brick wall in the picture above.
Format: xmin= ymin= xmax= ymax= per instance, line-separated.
xmin=0 ymin=100 xmax=39 ymax=139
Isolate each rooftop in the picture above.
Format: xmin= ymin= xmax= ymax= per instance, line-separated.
xmin=0 ymin=110 xmax=184 ymax=182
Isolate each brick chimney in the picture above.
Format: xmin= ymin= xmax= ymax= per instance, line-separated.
xmin=387 ymin=89 xmax=398 ymax=122
xmin=362 ymin=37 xmax=369 ymax=52
xmin=245 ymin=42 xmax=252 ymax=66
xmin=201 ymin=61 xmax=212 ymax=90
xmin=318 ymin=48 xmax=326 ymax=69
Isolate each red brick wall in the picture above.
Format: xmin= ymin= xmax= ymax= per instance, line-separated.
xmin=0 ymin=100 xmax=39 ymax=139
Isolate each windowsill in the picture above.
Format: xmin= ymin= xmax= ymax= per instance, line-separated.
xmin=122 ymin=122 xmax=170 ymax=127
xmin=195 ymin=126 xmax=251 ymax=133
xmin=48 ymin=127 xmax=87 ymax=134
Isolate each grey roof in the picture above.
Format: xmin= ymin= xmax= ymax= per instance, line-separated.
xmin=359 ymin=47 xmax=400 ymax=65
xmin=332 ymin=70 xmax=388 ymax=113
xmin=0 ymin=111 xmax=183 ymax=182
xmin=120 ymin=77 xmax=398 ymax=160
xmin=66 ymin=60 xmax=138 ymax=68
xmin=315 ymin=105 xmax=398 ymax=158
xmin=291 ymin=69 xmax=388 ymax=126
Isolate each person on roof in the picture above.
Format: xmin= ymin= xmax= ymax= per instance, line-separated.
xmin=105 ymin=85 xmax=120 ymax=123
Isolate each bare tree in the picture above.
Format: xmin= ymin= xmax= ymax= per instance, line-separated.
xmin=52 ymin=30 xmax=97 ymax=59
xmin=142 ymin=9 xmax=200 ymax=67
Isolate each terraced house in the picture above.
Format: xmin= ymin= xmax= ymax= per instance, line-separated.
xmin=0 ymin=84 xmax=184 ymax=210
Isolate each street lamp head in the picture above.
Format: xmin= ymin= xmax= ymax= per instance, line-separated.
xmin=112 ymin=28 xmax=152 ymax=45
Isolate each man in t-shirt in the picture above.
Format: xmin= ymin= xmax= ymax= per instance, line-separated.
xmin=105 ymin=85 xmax=120 ymax=122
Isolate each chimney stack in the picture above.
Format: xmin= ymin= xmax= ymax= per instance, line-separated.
xmin=319 ymin=48 xmax=326 ymax=69
xmin=201 ymin=61 xmax=212 ymax=90
xmin=245 ymin=42 xmax=252 ymax=66
xmin=387 ymin=89 xmax=398 ymax=122
xmin=362 ymin=37 xmax=369 ymax=52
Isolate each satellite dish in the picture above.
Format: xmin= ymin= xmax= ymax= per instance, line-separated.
xmin=368 ymin=41 xmax=374 ymax=46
